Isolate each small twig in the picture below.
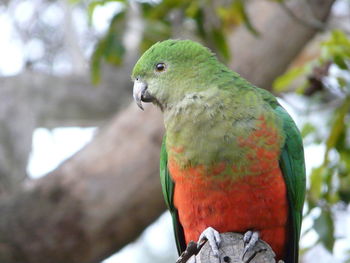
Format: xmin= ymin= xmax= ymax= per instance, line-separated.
xmin=176 ymin=241 xmax=204 ymax=263
xmin=245 ymin=248 xmax=267 ymax=263
xmin=279 ymin=1 xmax=327 ymax=31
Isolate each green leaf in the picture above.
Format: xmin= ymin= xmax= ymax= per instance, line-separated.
xmin=104 ymin=33 xmax=125 ymax=65
xmin=309 ymin=166 xmax=324 ymax=207
xmin=90 ymin=10 xmax=126 ymax=84
xmin=193 ymin=7 xmax=206 ymax=38
xmin=273 ymin=66 xmax=308 ymax=92
xmin=338 ymin=164 xmax=350 ymax=203
xmin=91 ymin=40 xmax=104 ymax=84
xmin=314 ymin=210 xmax=335 ymax=252
xmin=321 ymin=30 xmax=350 ymax=63
xmin=324 ymin=96 xmax=350 ymax=164
xmin=88 ymin=0 xmax=125 ymax=23
xmin=337 ymin=76 xmax=347 ymax=89
xmin=295 ymin=80 xmax=309 ymax=94
xmin=88 ymin=1 xmax=99 ymax=23
xmin=185 ymin=1 xmax=199 ymax=18
xmin=211 ymin=28 xmax=230 ymax=61
xmin=232 ymin=0 xmax=259 ymax=36
xmin=334 ymin=55 xmax=348 ymax=69
xmin=301 ymin=122 xmax=316 ymax=138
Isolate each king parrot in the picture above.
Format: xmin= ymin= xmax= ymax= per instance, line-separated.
xmin=131 ymin=39 xmax=305 ymax=263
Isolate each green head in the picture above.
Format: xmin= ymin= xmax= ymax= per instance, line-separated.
xmin=131 ymin=39 xmax=222 ymax=110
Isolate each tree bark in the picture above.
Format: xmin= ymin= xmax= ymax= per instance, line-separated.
xmin=0 ymin=2 xmax=142 ymax=195
xmin=0 ymin=104 xmax=165 ymax=263
xmin=0 ymin=0 xmax=336 ymax=262
xmin=0 ymin=65 xmax=134 ymax=196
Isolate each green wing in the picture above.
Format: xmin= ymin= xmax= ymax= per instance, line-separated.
xmin=160 ymin=136 xmax=186 ymax=254
xmin=274 ymin=105 xmax=306 ymax=263
xmin=257 ymin=86 xmax=305 ymax=262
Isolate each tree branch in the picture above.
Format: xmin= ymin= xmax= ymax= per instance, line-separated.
xmin=0 ymin=104 xmax=165 ymax=263
xmin=0 ymin=63 xmax=135 ymax=196
xmin=229 ymin=0 xmax=336 ymax=90
xmin=181 ymin=233 xmax=278 ymax=263
xmin=279 ymin=1 xmax=327 ymax=31
xmin=0 ymin=64 xmax=136 ymax=129
xmin=0 ymin=2 xmax=142 ymax=192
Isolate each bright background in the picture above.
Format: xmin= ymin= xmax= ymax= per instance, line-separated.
xmin=1 ymin=1 xmax=350 ymax=262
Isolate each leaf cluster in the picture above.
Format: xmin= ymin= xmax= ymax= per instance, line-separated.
xmin=80 ymin=0 xmax=258 ymax=84
xmin=275 ymin=30 xmax=350 ymax=256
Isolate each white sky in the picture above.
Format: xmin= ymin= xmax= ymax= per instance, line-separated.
xmin=27 ymin=127 xmax=96 ymax=178
xmin=0 ymin=11 xmax=24 ymax=75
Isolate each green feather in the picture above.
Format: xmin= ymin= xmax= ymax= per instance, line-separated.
xmin=274 ymin=105 xmax=306 ymax=263
xmin=258 ymin=86 xmax=306 ymax=262
xmin=160 ymin=136 xmax=186 ymax=254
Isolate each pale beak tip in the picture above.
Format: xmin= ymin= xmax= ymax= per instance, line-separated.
xmin=133 ymin=79 xmax=147 ymax=111
xmin=133 ymin=92 xmax=144 ymax=110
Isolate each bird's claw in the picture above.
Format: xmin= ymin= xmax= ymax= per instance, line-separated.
xmin=197 ymin=227 xmax=222 ymax=258
xmin=242 ymin=230 xmax=260 ymax=259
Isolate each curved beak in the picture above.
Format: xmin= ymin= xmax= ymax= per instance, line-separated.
xmin=133 ymin=79 xmax=154 ymax=110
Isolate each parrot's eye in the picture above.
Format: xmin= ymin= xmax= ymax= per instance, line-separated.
xmin=155 ymin=63 xmax=166 ymax=72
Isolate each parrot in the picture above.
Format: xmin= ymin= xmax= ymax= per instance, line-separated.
xmin=131 ymin=39 xmax=305 ymax=263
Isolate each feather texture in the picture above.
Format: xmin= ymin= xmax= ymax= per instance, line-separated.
xmin=132 ymin=39 xmax=306 ymax=263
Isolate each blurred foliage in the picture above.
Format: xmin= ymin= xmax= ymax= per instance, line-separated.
xmin=275 ymin=29 xmax=350 ymax=255
xmin=274 ymin=30 xmax=350 ymax=94
xmin=84 ymin=0 xmax=259 ymax=83
xmin=91 ymin=7 xmax=126 ymax=83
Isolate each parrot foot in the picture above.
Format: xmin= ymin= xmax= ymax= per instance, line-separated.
xmin=242 ymin=230 xmax=260 ymax=260
xmin=197 ymin=227 xmax=222 ymax=258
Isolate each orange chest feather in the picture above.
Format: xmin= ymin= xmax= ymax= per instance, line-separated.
xmin=168 ymin=158 xmax=289 ymax=260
